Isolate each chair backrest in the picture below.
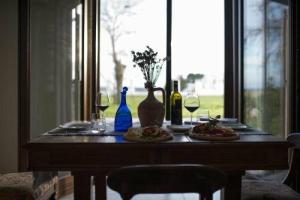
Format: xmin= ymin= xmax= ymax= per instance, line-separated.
xmin=287 ymin=133 xmax=300 ymax=149
xmin=107 ymin=164 xmax=227 ymax=200
xmin=283 ymin=133 xmax=300 ymax=192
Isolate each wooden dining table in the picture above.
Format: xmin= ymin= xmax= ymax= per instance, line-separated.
xmin=25 ymin=126 xmax=291 ymax=200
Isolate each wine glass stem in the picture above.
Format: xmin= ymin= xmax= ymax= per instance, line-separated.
xmin=190 ymin=112 xmax=193 ymax=125
xmin=101 ymin=111 xmax=106 ymax=129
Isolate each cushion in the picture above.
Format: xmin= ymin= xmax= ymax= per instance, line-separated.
xmin=0 ymin=172 xmax=57 ymax=200
xmin=242 ymin=180 xmax=300 ymax=200
xmin=33 ymin=171 xmax=58 ymax=189
xmin=244 ymin=170 xmax=288 ymax=183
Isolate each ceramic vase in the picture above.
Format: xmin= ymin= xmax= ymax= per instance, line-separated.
xmin=138 ymin=87 xmax=166 ymax=127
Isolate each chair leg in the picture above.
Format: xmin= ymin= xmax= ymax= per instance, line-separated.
xmin=121 ymin=193 xmax=134 ymax=200
xmin=49 ymin=193 xmax=56 ymax=200
xmin=206 ymin=195 xmax=213 ymax=200
xmin=200 ymin=193 xmax=213 ymax=200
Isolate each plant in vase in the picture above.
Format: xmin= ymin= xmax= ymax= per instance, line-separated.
xmin=131 ymin=46 xmax=167 ymax=127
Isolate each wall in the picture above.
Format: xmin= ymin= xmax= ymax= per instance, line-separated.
xmin=0 ymin=0 xmax=18 ymax=172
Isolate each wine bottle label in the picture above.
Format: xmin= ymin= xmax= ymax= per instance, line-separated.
xmin=171 ymin=99 xmax=182 ymax=125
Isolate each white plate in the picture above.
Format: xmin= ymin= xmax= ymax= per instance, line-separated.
xmin=221 ymin=123 xmax=252 ymax=131
xmin=59 ymin=121 xmax=91 ymax=130
xmin=167 ymin=125 xmax=191 ymax=132
xmin=218 ymin=118 xmax=238 ymax=124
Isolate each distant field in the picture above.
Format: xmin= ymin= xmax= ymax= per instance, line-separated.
xmin=104 ymin=95 xmax=223 ymax=119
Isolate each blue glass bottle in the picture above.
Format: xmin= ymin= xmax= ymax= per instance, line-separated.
xmin=114 ymin=87 xmax=133 ymax=132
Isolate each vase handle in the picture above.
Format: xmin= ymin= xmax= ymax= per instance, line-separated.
xmin=153 ymin=87 xmax=166 ymax=107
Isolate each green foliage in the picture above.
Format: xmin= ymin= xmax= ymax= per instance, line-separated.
xmin=179 ymin=73 xmax=204 ymax=91
xmin=187 ymin=73 xmax=204 ymax=83
xmin=262 ymin=86 xmax=283 ymax=137
xmin=244 ymin=87 xmax=283 ymax=137
xmin=244 ymin=90 xmax=263 ymax=129
xmin=179 ymin=76 xmax=188 ymax=91
xmin=207 ymin=115 xmax=221 ymax=129
xmin=105 ymin=95 xmax=224 ymax=119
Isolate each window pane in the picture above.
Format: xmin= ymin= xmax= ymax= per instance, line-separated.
xmin=172 ymin=0 xmax=224 ymax=118
xmin=30 ymin=0 xmax=83 ymax=139
xmin=100 ymin=0 xmax=166 ymax=119
xmin=243 ymin=0 xmax=289 ymax=137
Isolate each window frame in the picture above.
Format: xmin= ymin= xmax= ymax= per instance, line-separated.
xmin=239 ymin=0 xmax=300 ymax=135
xmin=224 ymin=0 xmax=242 ymax=119
xmin=19 ymin=0 xmax=30 ymax=171
xmin=290 ymin=0 xmax=300 ymax=132
xmin=164 ymin=0 xmax=237 ymax=120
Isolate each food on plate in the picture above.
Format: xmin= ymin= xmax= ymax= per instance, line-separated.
xmin=189 ymin=115 xmax=238 ymax=140
xmin=142 ymin=126 xmax=160 ymax=137
xmin=141 ymin=126 xmax=170 ymax=139
xmin=192 ymin=123 xmax=235 ymax=137
xmin=125 ymin=126 xmax=172 ymax=141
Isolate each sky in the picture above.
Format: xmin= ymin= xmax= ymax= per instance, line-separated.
xmin=100 ymin=0 xmax=224 ymax=94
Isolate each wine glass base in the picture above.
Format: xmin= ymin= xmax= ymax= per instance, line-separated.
xmin=183 ymin=121 xmax=197 ymax=126
xmin=90 ymin=129 xmax=105 ymax=134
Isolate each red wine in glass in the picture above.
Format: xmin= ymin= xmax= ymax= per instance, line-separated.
xmin=95 ymin=91 xmax=110 ymax=129
xmin=96 ymin=105 xmax=109 ymax=112
xmin=184 ymin=93 xmax=200 ymax=125
xmin=184 ymin=105 xmax=199 ymax=113
xmin=95 ymin=91 xmax=109 ymax=112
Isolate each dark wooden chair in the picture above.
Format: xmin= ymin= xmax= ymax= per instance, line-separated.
xmin=283 ymin=133 xmax=300 ymax=193
xmin=107 ymin=164 xmax=227 ymax=200
xmin=242 ymin=133 xmax=300 ymax=200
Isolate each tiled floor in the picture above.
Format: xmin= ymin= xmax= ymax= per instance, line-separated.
xmin=60 ymin=187 xmax=221 ymax=200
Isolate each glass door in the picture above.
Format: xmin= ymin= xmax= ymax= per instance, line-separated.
xmin=30 ymin=0 xmax=83 ymax=139
xmin=243 ymin=0 xmax=290 ymax=137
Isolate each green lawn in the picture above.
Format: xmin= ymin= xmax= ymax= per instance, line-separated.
xmin=105 ymin=95 xmax=223 ymax=119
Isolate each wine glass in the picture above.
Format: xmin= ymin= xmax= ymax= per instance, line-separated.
xmin=184 ymin=93 xmax=200 ymax=125
xmin=198 ymin=109 xmax=210 ymax=121
xmin=94 ymin=89 xmax=110 ymax=130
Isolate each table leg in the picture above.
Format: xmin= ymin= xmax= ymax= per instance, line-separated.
xmin=72 ymin=172 xmax=92 ymax=200
xmin=221 ymin=171 xmax=245 ymax=200
xmin=94 ymin=173 xmax=107 ymax=200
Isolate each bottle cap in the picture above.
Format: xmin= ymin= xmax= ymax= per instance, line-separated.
xmin=121 ymin=87 xmax=128 ymax=94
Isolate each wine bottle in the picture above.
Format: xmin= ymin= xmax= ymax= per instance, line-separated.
xmin=170 ymin=80 xmax=182 ymax=125
xmin=114 ymin=87 xmax=133 ymax=132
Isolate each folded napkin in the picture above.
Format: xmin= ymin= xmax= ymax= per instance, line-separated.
xmin=47 ymin=127 xmax=104 ymax=136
